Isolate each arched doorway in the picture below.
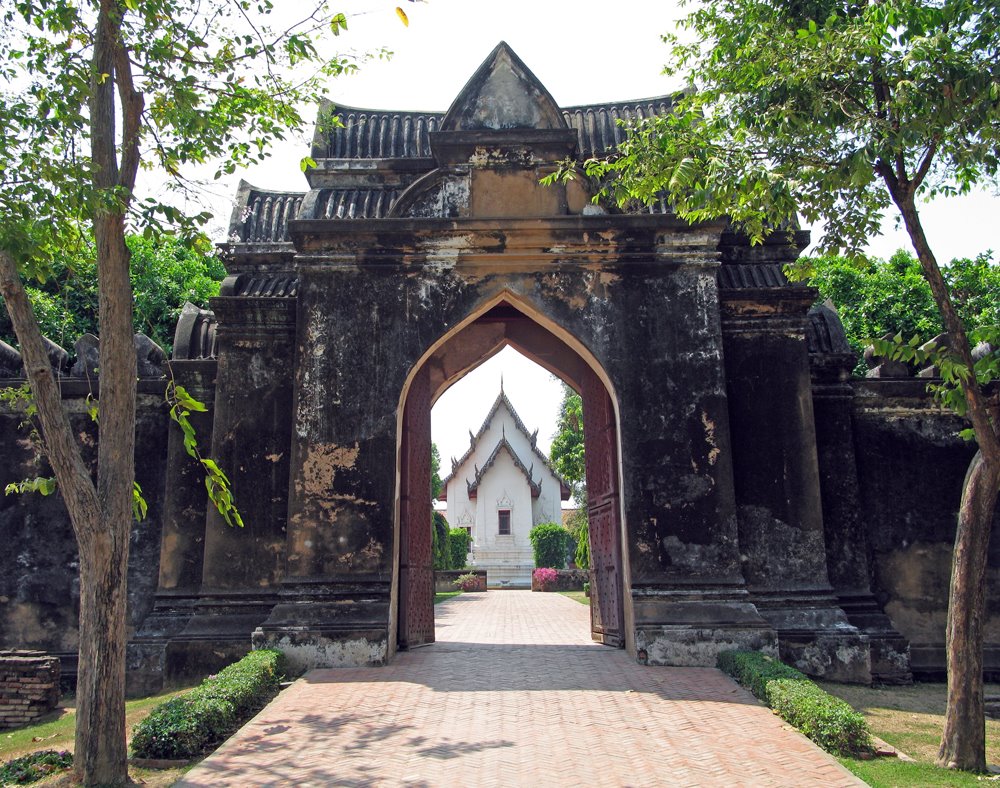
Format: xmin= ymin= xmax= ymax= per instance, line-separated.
xmin=395 ymin=295 xmax=628 ymax=652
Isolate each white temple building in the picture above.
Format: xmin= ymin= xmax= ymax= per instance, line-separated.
xmin=439 ymin=388 xmax=570 ymax=587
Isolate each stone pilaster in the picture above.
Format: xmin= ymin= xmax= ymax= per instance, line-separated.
xmin=808 ymin=307 xmax=911 ymax=683
xmin=721 ymin=289 xmax=870 ymax=682
xmin=166 ymin=296 xmax=296 ymax=678
xmin=127 ymin=359 xmax=216 ymax=695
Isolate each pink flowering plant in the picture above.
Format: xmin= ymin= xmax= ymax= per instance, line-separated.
xmin=533 ymin=567 xmax=559 ymax=592
xmin=454 ymin=572 xmax=482 ymax=592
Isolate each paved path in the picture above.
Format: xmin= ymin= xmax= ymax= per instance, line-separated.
xmin=177 ymin=591 xmax=863 ymax=787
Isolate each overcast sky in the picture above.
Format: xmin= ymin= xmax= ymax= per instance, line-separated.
xmin=179 ymin=0 xmax=999 ymax=473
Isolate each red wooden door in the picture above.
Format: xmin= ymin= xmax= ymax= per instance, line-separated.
xmin=582 ymin=370 xmax=624 ymax=647
xmin=399 ymin=367 xmax=435 ymax=649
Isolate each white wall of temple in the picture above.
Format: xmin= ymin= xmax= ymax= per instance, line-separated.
xmin=441 ymin=397 xmax=566 ymax=585
xmin=531 ymin=475 xmax=563 ymax=526
xmin=473 ymin=452 xmax=535 ymax=550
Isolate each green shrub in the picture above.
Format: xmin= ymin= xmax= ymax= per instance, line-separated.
xmin=716 ymin=650 xmax=873 ymax=757
xmin=0 ymin=750 xmax=72 ymax=785
xmin=716 ymin=649 xmax=805 ymax=698
xmin=131 ymin=649 xmax=285 ymax=760
xmin=432 ymin=512 xmax=451 ymax=570
xmin=767 ymin=678 xmax=873 ymax=756
xmin=130 ymin=695 xmax=236 ymax=760
xmin=528 ymin=523 xmax=569 ymax=569
xmin=448 ymin=527 xmax=471 ymax=570
xmin=574 ymin=519 xmax=590 ymax=570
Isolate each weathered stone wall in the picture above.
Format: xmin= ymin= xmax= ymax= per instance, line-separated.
xmin=0 ymin=651 xmax=60 ymax=729
xmin=0 ymin=379 xmax=169 ymax=682
xmin=851 ymin=379 xmax=1000 ymax=677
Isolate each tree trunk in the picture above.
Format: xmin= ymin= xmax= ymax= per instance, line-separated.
xmin=74 ymin=1 xmax=138 ymax=784
xmin=74 ymin=530 xmax=130 ymax=785
xmin=938 ymin=451 xmax=1000 ymax=771
xmin=890 ymin=188 xmax=1000 ymax=772
xmin=0 ymin=246 xmax=131 ymax=786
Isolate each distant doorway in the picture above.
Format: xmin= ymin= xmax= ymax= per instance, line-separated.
xmin=396 ymin=296 xmax=627 ymax=651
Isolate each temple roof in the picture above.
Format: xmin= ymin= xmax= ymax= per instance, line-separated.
xmin=440 ymin=389 xmax=570 ymax=501
xmin=465 ymin=436 xmax=542 ymax=500
xmin=309 ymin=96 xmax=673 ymax=163
xmin=227 ymin=43 xmax=676 ymax=245
xmin=222 ymin=42 xmax=808 ymax=289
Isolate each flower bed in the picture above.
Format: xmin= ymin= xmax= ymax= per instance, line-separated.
xmin=531 ymin=568 xmax=588 ymax=592
xmin=435 ymin=569 xmax=487 ymax=592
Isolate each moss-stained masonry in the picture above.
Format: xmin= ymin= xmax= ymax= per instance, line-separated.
xmin=1 ymin=43 xmax=997 ymax=691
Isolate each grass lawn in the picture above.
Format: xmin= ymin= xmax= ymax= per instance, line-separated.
xmin=558 ymin=590 xmax=589 ymax=605
xmin=1 ymin=686 xmax=197 ymax=787
xmin=818 ymin=680 xmax=1000 ymax=787
xmin=434 ymin=591 xmax=462 ymax=604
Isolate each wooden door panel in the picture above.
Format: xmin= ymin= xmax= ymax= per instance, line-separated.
xmin=399 ymin=368 xmax=434 ymax=649
xmin=582 ymin=370 xmax=624 ymax=648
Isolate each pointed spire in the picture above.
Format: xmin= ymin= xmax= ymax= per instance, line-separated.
xmin=441 ymin=41 xmax=567 ymax=132
xmin=500 ymin=372 xmax=504 ymax=395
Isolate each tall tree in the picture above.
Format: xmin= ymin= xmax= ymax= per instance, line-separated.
xmin=806 ymin=249 xmax=1000 ymax=366
xmin=431 ymin=441 xmax=443 ymax=500
xmin=550 ymin=383 xmax=585 ymax=502
xmin=0 ymin=2 xmax=376 ymax=784
xmin=0 ymin=232 xmax=227 ymax=352
xmin=550 ymin=384 xmax=589 ymax=568
xmin=581 ymin=0 xmax=1000 ymax=771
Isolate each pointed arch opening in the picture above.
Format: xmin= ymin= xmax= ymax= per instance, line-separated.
xmin=392 ymin=293 xmax=630 ymax=656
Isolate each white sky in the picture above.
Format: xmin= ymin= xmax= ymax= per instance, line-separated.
xmin=176 ymin=0 xmax=999 ymax=472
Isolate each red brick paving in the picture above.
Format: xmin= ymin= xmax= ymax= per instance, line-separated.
xmin=177 ymin=591 xmax=863 ymax=787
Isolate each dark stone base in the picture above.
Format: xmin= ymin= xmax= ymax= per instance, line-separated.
xmin=635 ymin=625 xmax=779 ymax=666
xmin=910 ymin=642 xmax=1000 ymax=682
xmin=631 ymin=588 xmax=778 ymax=666
xmin=836 ymin=592 xmax=912 ymax=684
xmin=126 ymin=594 xmax=199 ymax=697
xmin=164 ymin=638 xmax=256 ymax=683
xmin=776 ymin=630 xmax=871 ymax=684
xmin=252 ymin=585 xmax=394 ymax=673
xmin=755 ymin=593 xmax=872 ymax=683
xmin=252 ymin=623 xmax=389 ymax=674
xmin=160 ymin=592 xmax=277 ymax=685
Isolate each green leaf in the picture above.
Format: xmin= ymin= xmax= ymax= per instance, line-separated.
xmin=132 ymin=481 xmax=148 ymax=522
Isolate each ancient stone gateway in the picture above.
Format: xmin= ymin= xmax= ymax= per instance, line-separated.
xmin=118 ymin=42 xmax=928 ymax=687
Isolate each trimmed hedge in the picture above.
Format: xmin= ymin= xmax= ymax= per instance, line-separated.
xmin=131 ymin=649 xmax=285 ymax=760
xmin=717 ymin=650 xmax=873 ymax=757
xmin=448 ymin=527 xmax=471 ymax=570
xmin=528 ymin=523 xmax=569 ymax=569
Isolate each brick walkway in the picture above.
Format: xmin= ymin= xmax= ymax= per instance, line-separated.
xmin=177 ymin=591 xmax=863 ymax=787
